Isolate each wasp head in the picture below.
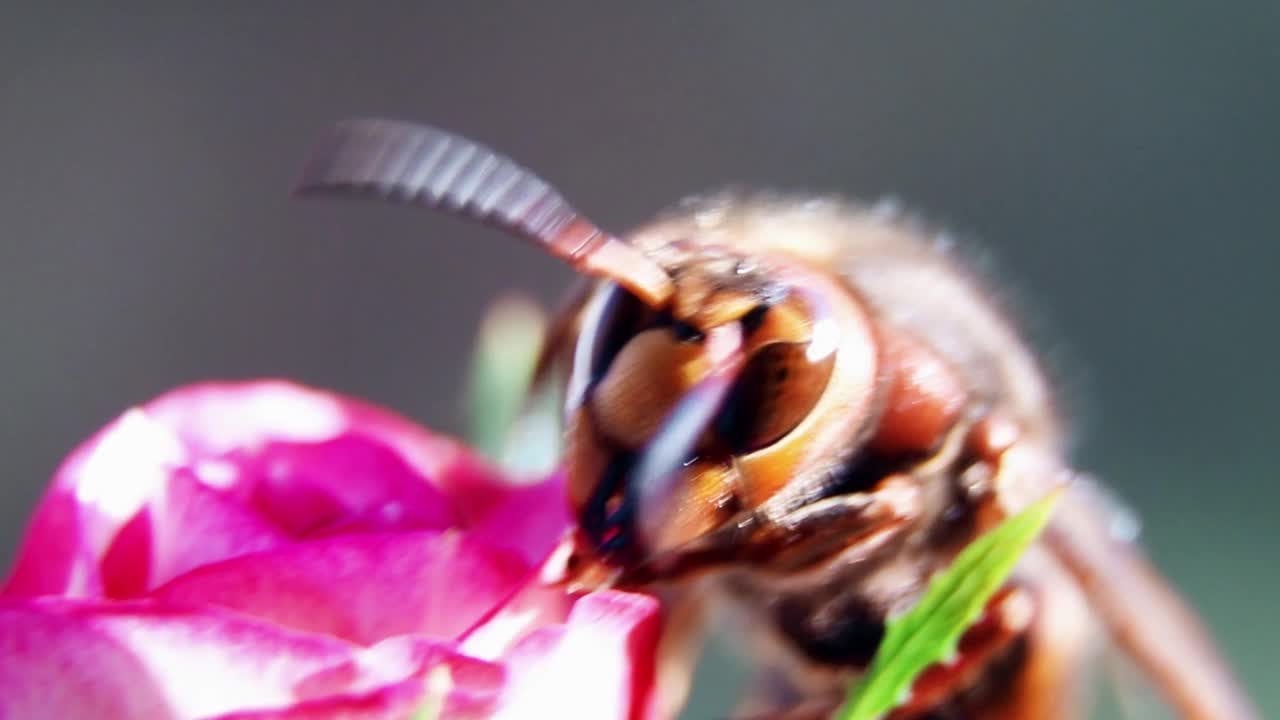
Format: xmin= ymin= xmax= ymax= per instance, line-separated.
xmin=561 ymin=230 xmax=882 ymax=588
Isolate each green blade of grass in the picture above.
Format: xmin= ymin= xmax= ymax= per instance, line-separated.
xmin=463 ymin=295 xmax=548 ymax=463
xmin=836 ymin=488 xmax=1062 ymax=720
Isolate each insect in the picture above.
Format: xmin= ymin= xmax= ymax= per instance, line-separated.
xmin=295 ymin=118 xmax=1257 ymax=719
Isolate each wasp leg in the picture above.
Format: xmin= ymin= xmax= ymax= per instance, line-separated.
xmin=986 ymin=437 xmax=1259 ymax=720
xmin=733 ymin=584 xmax=1051 ymax=720
xmin=754 ymin=473 xmax=922 ymax=571
xmin=1040 ymin=478 xmax=1260 ymax=720
xmin=972 ymin=548 xmax=1098 ymax=720
xmin=888 ymin=585 xmax=1036 ymax=718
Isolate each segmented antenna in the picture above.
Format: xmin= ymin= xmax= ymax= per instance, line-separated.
xmin=295 ymin=118 xmax=673 ymax=306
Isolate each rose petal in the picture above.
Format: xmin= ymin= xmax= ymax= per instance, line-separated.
xmin=235 ymin=433 xmax=459 ymax=538
xmin=2 ymin=489 xmax=87 ymax=597
xmin=137 ymin=381 xmax=468 ymax=542
xmin=207 ymin=664 xmax=495 ymax=720
xmin=459 ymin=575 xmax=574 ymax=662
xmin=497 ymin=591 xmax=661 ymax=720
xmin=5 ymin=408 xmax=188 ymax=597
xmin=143 ymin=381 xmax=510 ymax=526
xmin=4 ymin=379 xmax=665 ymax=720
xmin=0 ymin=597 xmax=500 ymax=719
xmin=4 ymin=381 xmax=490 ymax=598
xmin=151 ymin=531 xmax=528 ymax=645
xmin=204 ymin=683 xmax=426 ymax=720
xmin=466 ymin=472 xmax=571 ymax=568
xmin=100 ymin=470 xmax=294 ymax=598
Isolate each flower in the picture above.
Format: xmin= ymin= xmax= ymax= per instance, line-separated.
xmin=1 ymin=381 xmax=661 ymax=719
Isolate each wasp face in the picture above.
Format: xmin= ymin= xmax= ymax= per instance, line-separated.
xmin=560 ymin=240 xmax=888 ymax=585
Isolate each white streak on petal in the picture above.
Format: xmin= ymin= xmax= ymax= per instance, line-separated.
xmin=459 ymin=607 xmax=541 ymax=661
xmin=74 ymin=409 xmax=186 ymax=522
xmin=495 ymin=627 xmax=625 ymax=720
xmin=193 ymin=459 xmax=238 ymax=489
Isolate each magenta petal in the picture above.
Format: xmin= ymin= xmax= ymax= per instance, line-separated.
xmin=204 ymin=683 xmax=425 ymax=720
xmin=0 ymin=597 xmax=492 ymax=719
xmin=151 ymin=531 xmax=528 ymax=645
xmin=208 ymin=637 xmax=503 ymax=719
xmin=141 ymin=381 xmax=463 ymax=540
xmin=466 ymin=472 xmax=571 ymax=568
xmin=142 ymin=381 xmax=506 ymax=527
xmin=100 ymin=469 xmax=295 ymax=598
xmin=0 ymin=598 xmax=175 ymax=718
xmin=497 ymin=591 xmax=662 ymax=720
xmin=4 ymin=406 xmax=192 ymax=597
xmin=206 ymin=637 xmax=504 ymax=720
xmin=2 ymin=489 xmax=88 ymax=597
xmin=4 ymin=381 xmax=479 ymax=597
xmin=239 ymin=434 xmax=456 ymax=539
xmin=459 ymin=575 xmax=574 ymax=661
xmin=207 ymin=669 xmax=497 ymax=720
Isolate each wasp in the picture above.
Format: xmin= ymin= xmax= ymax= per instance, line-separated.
xmin=295 ymin=119 xmax=1257 ymax=719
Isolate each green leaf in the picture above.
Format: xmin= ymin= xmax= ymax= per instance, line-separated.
xmin=835 ymin=489 xmax=1063 ymax=720
xmin=497 ymin=373 xmax=564 ymax=475
xmin=463 ymin=295 xmax=548 ymax=464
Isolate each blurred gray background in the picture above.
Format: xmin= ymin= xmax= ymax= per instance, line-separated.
xmin=1 ymin=3 xmax=1275 ymax=717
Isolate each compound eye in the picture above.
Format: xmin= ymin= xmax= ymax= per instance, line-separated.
xmin=567 ymin=283 xmax=652 ymax=411
xmin=590 ymin=328 xmax=709 ymax=449
xmin=715 ymin=340 xmax=835 ymax=454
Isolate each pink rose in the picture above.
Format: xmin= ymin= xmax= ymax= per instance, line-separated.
xmin=1 ymin=381 xmax=660 ymax=719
